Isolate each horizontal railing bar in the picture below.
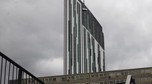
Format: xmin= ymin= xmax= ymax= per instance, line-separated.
xmin=0 ymin=52 xmax=44 ymax=84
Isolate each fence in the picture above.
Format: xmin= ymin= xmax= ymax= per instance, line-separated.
xmin=0 ymin=52 xmax=44 ymax=84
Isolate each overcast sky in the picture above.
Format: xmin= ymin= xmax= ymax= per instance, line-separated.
xmin=0 ymin=0 xmax=152 ymax=77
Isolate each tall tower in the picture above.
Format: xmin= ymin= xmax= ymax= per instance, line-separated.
xmin=64 ymin=0 xmax=105 ymax=75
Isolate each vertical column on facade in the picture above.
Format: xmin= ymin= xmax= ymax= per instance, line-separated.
xmin=87 ymin=33 xmax=91 ymax=72
xmin=98 ymin=44 xmax=101 ymax=72
xmin=103 ymin=50 xmax=105 ymax=71
xmin=77 ymin=2 xmax=81 ymax=74
xmin=83 ymin=28 xmax=87 ymax=73
xmin=73 ymin=0 xmax=77 ymax=74
xmin=81 ymin=28 xmax=84 ymax=73
xmin=101 ymin=32 xmax=105 ymax=71
xmin=95 ymin=42 xmax=98 ymax=72
xmin=92 ymin=37 xmax=96 ymax=72
xmin=68 ymin=0 xmax=73 ymax=74
xmin=82 ymin=3 xmax=87 ymax=73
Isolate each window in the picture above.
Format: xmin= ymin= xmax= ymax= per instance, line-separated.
xmin=100 ymin=74 xmax=104 ymax=77
xmin=62 ymin=77 xmax=66 ymax=81
xmin=110 ymin=81 xmax=114 ymax=84
xmin=100 ymin=81 xmax=104 ymax=84
xmin=91 ymin=74 xmax=94 ymax=77
xmin=108 ymin=76 xmax=111 ymax=79
xmin=116 ymin=72 xmax=121 ymax=76
xmin=121 ymin=72 xmax=124 ymax=75
xmin=80 ymin=75 xmax=84 ymax=80
xmin=53 ymin=78 xmax=56 ymax=82
xmin=72 ymin=76 xmax=74 ymax=79
xmin=124 ymin=72 xmax=128 ymax=75
xmin=95 ymin=74 xmax=98 ymax=77
xmin=49 ymin=78 xmax=52 ymax=81
xmin=85 ymin=75 xmax=90 ymax=79
xmin=103 ymin=73 xmax=107 ymax=77
xmin=109 ymin=73 xmax=115 ymax=78
xmin=45 ymin=78 xmax=48 ymax=82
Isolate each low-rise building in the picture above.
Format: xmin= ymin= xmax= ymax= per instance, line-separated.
xmin=39 ymin=67 xmax=152 ymax=84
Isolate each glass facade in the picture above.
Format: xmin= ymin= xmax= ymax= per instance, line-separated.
xmin=64 ymin=0 xmax=105 ymax=75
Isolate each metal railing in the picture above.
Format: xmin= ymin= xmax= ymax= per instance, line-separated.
xmin=0 ymin=52 xmax=44 ymax=84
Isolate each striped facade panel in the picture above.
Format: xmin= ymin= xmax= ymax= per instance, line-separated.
xmin=84 ymin=28 xmax=104 ymax=73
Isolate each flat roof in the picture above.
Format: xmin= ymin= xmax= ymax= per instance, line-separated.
xmin=39 ymin=67 xmax=152 ymax=78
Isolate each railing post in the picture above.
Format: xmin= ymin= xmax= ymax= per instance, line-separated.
xmin=18 ymin=69 xmax=22 ymax=84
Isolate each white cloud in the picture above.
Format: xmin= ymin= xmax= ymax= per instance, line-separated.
xmin=35 ymin=57 xmax=63 ymax=76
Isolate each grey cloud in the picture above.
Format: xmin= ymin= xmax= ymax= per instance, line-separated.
xmin=86 ymin=0 xmax=152 ymax=70
xmin=0 ymin=0 xmax=152 ymax=77
xmin=0 ymin=0 xmax=63 ymax=76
